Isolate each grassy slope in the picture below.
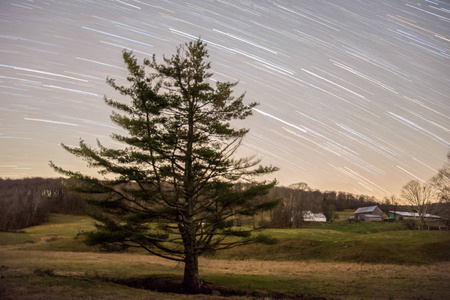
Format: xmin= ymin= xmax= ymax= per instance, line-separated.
xmin=214 ymin=221 xmax=450 ymax=265
xmin=2 ymin=214 xmax=449 ymax=264
xmin=1 ymin=214 xmax=449 ymax=299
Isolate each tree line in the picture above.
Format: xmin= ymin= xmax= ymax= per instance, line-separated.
xmin=0 ymin=177 xmax=90 ymax=231
xmin=2 ymin=175 xmax=447 ymax=233
xmin=0 ymin=177 xmax=378 ymax=231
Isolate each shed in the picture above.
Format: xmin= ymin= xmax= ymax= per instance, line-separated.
xmin=354 ymin=205 xmax=383 ymax=221
xmin=388 ymin=211 xmax=442 ymax=221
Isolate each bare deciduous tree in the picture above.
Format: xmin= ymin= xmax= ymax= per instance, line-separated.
xmin=430 ymin=151 xmax=450 ymax=203
xmin=400 ymin=180 xmax=440 ymax=230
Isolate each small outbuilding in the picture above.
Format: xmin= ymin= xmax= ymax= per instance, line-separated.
xmin=354 ymin=205 xmax=383 ymax=222
xmin=388 ymin=211 xmax=442 ymax=221
xmin=302 ymin=211 xmax=327 ymax=222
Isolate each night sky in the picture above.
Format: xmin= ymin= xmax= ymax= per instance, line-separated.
xmin=1 ymin=0 xmax=449 ymax=199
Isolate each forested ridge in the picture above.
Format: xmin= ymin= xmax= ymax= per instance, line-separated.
xmin=1 ymin=177 xmax=380 ymax=231
xmin=0 ymin=177 xmax=90 ymax=231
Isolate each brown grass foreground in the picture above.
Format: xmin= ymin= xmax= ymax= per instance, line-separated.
xmin=1 ymin=248 xmax=449 ymax=299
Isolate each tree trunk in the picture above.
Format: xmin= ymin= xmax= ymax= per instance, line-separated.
xmin=419 ymin=215 xmax=425 ymax=230
xmin=182 ymin=246 xmax=201 ymax=293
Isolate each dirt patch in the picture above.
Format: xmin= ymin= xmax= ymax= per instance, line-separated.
xmin=112 ymin=275 xmax=326 ymax=299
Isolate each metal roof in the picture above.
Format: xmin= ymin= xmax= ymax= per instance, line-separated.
xmin=314 ymin=213 xmax=326 ymax=219
xmin=389 ymin=211 xmax=442 ymax=219
xmin=354 ymin=205 xmax=379 ymax=214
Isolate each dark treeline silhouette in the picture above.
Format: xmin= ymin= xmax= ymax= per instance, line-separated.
xmin=5 ymin=178 xmax=446 ymax=232
xmin=0 ymin=177 xmax=90 ymax=231
xmin=1 ymin=178 xmax=379 ymax=231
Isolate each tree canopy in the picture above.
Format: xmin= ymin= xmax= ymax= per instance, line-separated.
xmin=50 ymin=39 xmax=279 ymax=292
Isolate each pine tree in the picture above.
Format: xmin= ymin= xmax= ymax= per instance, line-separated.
xmin=50 ymin=39 xmax=279 ymax=293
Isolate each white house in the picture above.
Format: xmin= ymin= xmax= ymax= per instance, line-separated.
xmin=302 ymin=211 xmax=327 ymax=222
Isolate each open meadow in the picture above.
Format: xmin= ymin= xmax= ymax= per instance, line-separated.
xmin=1 ymin=214 xmax=449 ymax=299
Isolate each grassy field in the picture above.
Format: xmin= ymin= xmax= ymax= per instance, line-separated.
xmin=1 ymin=214 xmax=449 ymax=299
xmin=214 ymin=221 xmax=450 ymax=265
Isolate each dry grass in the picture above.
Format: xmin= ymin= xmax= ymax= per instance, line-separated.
xmin=1 ymin=248 xmax=449 ymax=299
xmin=8 ymin=248 xmax=447 ymax=278
xmin=2 ymin=214 xmax=449 ymax=299
xmin=203 ymin=258 xmax=450 ymax=298
xmin=0 ymin=249 xmax=249 ymax=300
xmin=199 ymin=257 xmax=449 ymax=277
xmin=0 ymin=276 xmax=247 ymax=300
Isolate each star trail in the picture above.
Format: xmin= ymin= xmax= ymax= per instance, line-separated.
xmin=1 ymin=0 xmax=449 ymax=199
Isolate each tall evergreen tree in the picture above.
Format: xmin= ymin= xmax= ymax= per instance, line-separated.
xmin=50 ymin=39 xmax=278 ymax=293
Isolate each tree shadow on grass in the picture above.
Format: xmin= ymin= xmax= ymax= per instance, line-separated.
xmin=112 ymin=275 xmax=326 ymax=299
xmin=30 ymin=268 xmax=326 ymax=299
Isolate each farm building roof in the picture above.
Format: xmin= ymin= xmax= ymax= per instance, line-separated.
xmin=389 ymin=211 xmax=442 ymax=219
xmin=315 ymin=213 xmax=326 ymax=219
xmin=354 ymin=205 xmax=379 ymax=214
